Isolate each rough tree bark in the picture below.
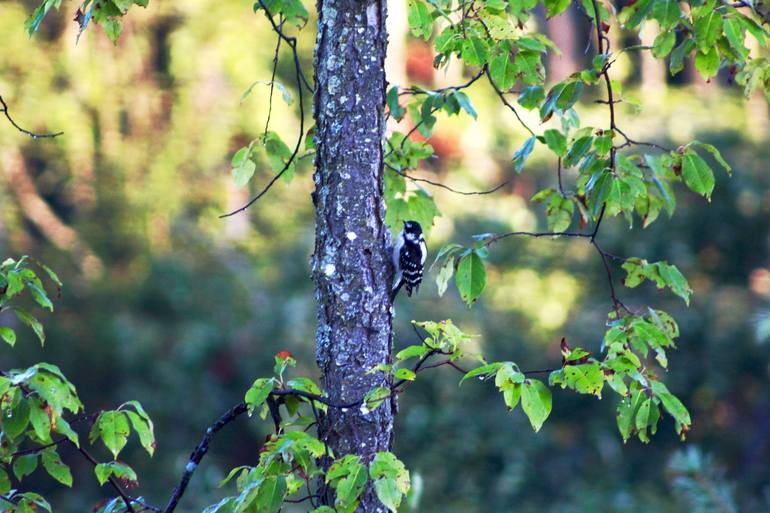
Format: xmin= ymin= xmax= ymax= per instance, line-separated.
xmin=311 ymin=1 xmax=393 ymax=512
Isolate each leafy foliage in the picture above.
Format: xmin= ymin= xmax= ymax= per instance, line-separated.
xmin=1 ymin=260 xmax=154 ymax=509
xmin=13 ymin=0 xmax=770 ymax=511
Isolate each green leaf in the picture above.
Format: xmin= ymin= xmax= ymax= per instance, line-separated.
xmin=619 ymin=0 xmax=652 ymax=29
xmin=512 ymin=136 xmax=536 ymax=173
xmin=694 ymin=10 xmax=723 ymax=51
xmin=460 ymin=362 xmax=503 ymax=384
xmin=0 ymin=327 xmax=16 ymax=346
xmin=369 ymin=452 xmax=410 ymax=513
xmin=26 ymin=283 xmax=53 ymax=312
xmin=241 ymin=79 xmax=293 ymax=105
xmin=543 ymin=129 xmax=567 ymax=157
xmin=126 ymin=410 xmax=156 ymax=456
xmin=387 ymin=86 xmax=405 ymax=121
xmin=394 ymin=368 xmax=416 ymax=381
xmin=555 ymin=80 xmax=583 ymax=110
xmin=461 ymin=36 xmax=490 ymax=66
xmin=518 ymin=85 xmax=545 ymax=110
xmin=552 ymin=363 xmax=604 ymax=397
xmin=254 ymin=0 xmax=308 ymax=26
xmin=363 ymin=386 xmax=391 ymax=411
xmin=0 ymin=468 xmax=9 ymax=495
xmin=520 ymin=379 xmax=552 ymax=432
xmin=3 ymin=395 xmax=31 ymax=440
xmin=670 ymin=38 xmax=696 ymax=75
xmin=616 ymin=391 xmax=642 ymax=442
xmin=103 ymin=19 xmax=123 ymax=43
xmin=41 ymin=447 xmax=72 ymax=487
xmin=652 ymin=0 xmax=681 ymax=29
xmin=261 ymin=131 xmax=296 ymax=183
xmin=255 ymin=475 xmax=286 ymax=513
xmin=436 ymin=258 xmax=454 ymax=297
xmin=245 ymin=378 xmax=274 ymax=414
xmin=14 ymin=308 xmax=45 ymax=345
xmin=54 ymin=416 xmax=80 ymax=447
xmin=544 ymin=0 xmax=570 ymax=18
xmin=451 ymin=91 xmax=477 ymax=119
xmin=593 ymin=131 xmax=614 ymax=156
xmin=691 ymin=141 xmax=732 ymax=175
xmin=695 ymin=46 xmax=720 ymax=80
xmin=652 ymin=30 xmax=676 ymax=59
xmin=490 ymin=52 xmax=516 ymax=91
xmin=13 ymin=454 xmax=38 ymax=481
xmin=94 ymin=461 xmax=138 ymax=487
xmin=514 ymin=50 xmax=542 ymax=85
xmin=652 ymin=381 xmax=692 ymax=436
xmin=204 ymin=497 xmax=238 ymax=513
xmin=29 ymin=397 xmax=52 ymax=442
xmin=681 ymin=149 xmax=715 ymax=199
xmin=395 ymin=344 xmax=429 ymax=361
xmin=563 ymin=136 xmax=593 ymax=167
xmin=723 ymin=16 xmax=749 ymax=58
xmin=455 ymin=251 xmax=486 ymax=307
xmin=328 ymin=455 xmax=368 ymax=510
xmin=407 ymin=0 xmax=433 ymax=39
xmin=533 ymin=189 xmax=574 ymax=232
xmin=94 ymin=410 xmax=131 ymax=459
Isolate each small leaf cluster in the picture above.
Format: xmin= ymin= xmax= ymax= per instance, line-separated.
xmin=1 ymin=257 xmax=61 ymax=346
xmin=432 ymin=243 xmax=488 ymax=306
xmin=208 ymin=351 xmax=411 ymax=513
xmin=622 ymin=257 xmax=693 ymax=305
xmin=618 ymin=0 xmax=770 ymax=86
xmin=25 ymin=0 xmax=150 ymax=43
xmin=253 ymin=0 xmax=309 ymax=28
xmin=1 ymin=259 xmax=156 ymax=510
xmin=457 ymin=312 xmax=692 ymax=442
xmin=231 ymin=131 xmax=300 ymax=189
xmin=384 ymin=83 xmax=483 ymax=237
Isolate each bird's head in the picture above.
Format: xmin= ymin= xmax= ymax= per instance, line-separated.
xmin=403 ymin=220 xmax=423 ymax=236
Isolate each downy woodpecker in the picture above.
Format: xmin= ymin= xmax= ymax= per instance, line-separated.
xmin=392 ymin=220 xmax=428 ymax=298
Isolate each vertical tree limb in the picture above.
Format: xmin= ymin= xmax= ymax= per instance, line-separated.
xmin=312 ymin=1 xmax=393 ymax=511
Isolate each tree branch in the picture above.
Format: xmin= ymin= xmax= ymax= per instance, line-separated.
xmin=0 ymin=95 xmax=63 ymax=139
xmin=162 ymin=402 xmax=248 ymax=513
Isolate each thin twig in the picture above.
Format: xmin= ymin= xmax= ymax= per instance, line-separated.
xmin=0 ymin=95 xmax=63 ymax=139
xmin=220 ymin=1 xmax=306 ymax=218
xmin=264 ymin=16 xmax=284 ymax=137
xmin=385 ymin=162 xmax=510 ymax=196
xmin=484 ymin=66 xmax=535 ymax=136
xmin=484 ymin=230 xmax=592 ymax=247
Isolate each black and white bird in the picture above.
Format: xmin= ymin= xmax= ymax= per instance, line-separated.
xmin=392 ymin=220 xmax=428 ymax=298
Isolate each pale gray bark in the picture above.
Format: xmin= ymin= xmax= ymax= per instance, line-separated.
xmin=311 ymin=1 xmax=393 ymax=512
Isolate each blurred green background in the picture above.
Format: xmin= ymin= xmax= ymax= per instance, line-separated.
xmin=1 ymin=1 xmax=769 ymax=511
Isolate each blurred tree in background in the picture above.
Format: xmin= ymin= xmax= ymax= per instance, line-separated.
xmin=1 ymin=0 xmax=769 ymax=512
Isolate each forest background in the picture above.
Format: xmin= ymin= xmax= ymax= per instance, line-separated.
xmin=1 ymin=0 xmax=769 ymax=511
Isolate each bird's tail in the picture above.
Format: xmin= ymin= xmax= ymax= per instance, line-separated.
xmin=390 ymin=279 xmax=405 ymax=302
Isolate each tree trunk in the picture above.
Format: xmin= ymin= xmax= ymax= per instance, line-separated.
xmin=312 ymin=1 xmax=393 ymax=512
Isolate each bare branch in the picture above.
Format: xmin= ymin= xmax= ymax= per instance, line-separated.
xmin=385 ymin=162 xmax=511 ymax=196
xmin=0 ymin=95 xmax=63 ymax=139
xmin=162 ymin=402 xmax=248 ymax=513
